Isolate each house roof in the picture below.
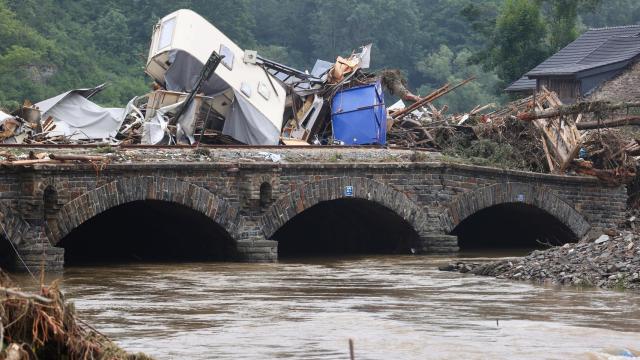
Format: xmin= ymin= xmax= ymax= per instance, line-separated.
xmin=506 ymin=25 xmax=640 ymax=92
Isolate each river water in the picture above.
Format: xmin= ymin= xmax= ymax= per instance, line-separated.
xmin=15 ymin=255 xmax=640 ymax=359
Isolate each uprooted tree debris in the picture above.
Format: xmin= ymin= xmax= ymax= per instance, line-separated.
xmin=0 ymin=270 xmax=152 ymax=359
xmin=385 ymin=84 xmax=640 ymax=186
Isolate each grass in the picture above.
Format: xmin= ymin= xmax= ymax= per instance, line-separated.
xmin=94 ymin=145 xmax=116 ymax=154
xmin=327 ymin=153 xmax=344 ymax=162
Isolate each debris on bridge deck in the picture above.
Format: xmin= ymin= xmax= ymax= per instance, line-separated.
xmin=0 ymin=147 xmax=434 ymax=167
xmin=385 ymin=84 xmax=640 ymax=186
xmin=1 ymin=8 xmax=639 ymax=185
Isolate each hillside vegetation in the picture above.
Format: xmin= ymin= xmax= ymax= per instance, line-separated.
xmin=1 ymin=0 xmax=639 ymax=111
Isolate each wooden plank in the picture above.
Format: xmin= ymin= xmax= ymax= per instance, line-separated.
xmin=541 ymin=134 xmax=556 ymax=172
xmin=281 ymin=138 xmax=310 ymax=146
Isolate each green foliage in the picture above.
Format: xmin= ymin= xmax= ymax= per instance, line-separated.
xmin=94 ymin=145 xmax=115 ymax=154
xmin=416 ymin=45 xmax=504 ymax=112
xmin=0 ymin=0 xmax=630 ymax=112
xmin=443 ymin=138 xmax=528 ymax=169
xmin=492 ymin=0 xmax=550 ymax=85
xmin=468 ymin=0 xmax=608 ymax=88
xmin=544 ymin=0 xmax=601 ymax=52
xmin=580 ymin=0 xmax=640 ymax=27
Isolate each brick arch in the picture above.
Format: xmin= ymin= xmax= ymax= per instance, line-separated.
xmin=48 ymin=177 xmax=238 ymax=245
xmin=260 ymin=177 xmax=430 ymax=239
xmin=443 ymin=182 xmax=591 ymax=238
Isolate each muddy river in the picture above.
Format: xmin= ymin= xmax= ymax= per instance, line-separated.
xmin=14 ymin=255 xmax=640 ymax=359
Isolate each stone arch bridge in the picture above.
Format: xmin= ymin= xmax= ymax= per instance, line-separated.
xmin=0 ymin=157 xmax=626 ymax=270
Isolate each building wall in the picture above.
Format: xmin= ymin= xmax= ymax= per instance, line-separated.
xmin=588 ymin=61 xmax=640 ymax=102
xmin=537 ymin=78 xmax=581 ymax=104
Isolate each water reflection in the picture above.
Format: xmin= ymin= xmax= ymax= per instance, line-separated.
xmin=13 ymin=255 xmax=640 ymax=359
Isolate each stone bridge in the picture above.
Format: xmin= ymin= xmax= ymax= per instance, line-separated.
xmin=0 ymin=151 xmax=627 ymax=271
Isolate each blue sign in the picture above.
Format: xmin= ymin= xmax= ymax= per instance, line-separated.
xmin=344 ymin=186 xmax=354 ymax=197
xmin=517 ymin=194 xmax=525 ymax=202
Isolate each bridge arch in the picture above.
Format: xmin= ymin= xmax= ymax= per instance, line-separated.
xmin=444 ymin=182 xmax=591 ymax=248
xmin=261 ymin=177 xmax=431 ymax=254
xmin=48 ymin=176 xmax=238 ymax=246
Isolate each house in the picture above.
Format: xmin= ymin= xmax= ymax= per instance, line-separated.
xmin=506 ymin=25 xmax=640 ymax=104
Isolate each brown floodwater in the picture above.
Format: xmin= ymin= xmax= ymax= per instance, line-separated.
xmin=12 ymin=255 xmax=640 ymax=359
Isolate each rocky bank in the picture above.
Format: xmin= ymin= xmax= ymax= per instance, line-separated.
xmin=441 ymin=222 xmax=640 ymax=291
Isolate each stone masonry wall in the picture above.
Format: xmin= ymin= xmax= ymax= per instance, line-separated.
xmin=0 ymin=160 xmax=627 ymax=271
xmin=588 ymin=61 xmax=640 ymax=102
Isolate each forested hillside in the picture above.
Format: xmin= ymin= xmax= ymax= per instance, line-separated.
xmin=1 ymin=0 xmax=639 ymax=111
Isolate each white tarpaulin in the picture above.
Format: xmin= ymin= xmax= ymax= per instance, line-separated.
xmin=0 ymin=110 xmax=13 ymax=122
xmin=36 ymin=85 xmax=125 ymax=141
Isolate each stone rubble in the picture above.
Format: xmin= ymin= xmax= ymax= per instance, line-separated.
xmin=441 ymin=217 xmax=640 ymax=291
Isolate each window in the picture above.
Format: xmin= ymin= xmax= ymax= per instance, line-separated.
xmin=240 ymin=82 xmax=252 ymax=97
xmin=219 ymin=44 xmax=235 ymax=70
xmin=157 ymin=17 xmax=176 ymax=51
xmin=258 ymin=82 xmax=271 ymax=100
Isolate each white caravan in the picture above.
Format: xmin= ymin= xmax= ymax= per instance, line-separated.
xmin=146 ymin=9 xmax=286 ymax=145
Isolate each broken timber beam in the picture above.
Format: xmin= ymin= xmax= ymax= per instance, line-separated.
xmin=517 ymin=101 xmax=640 ymax=121
xmin=392 ymin=77 xmax=476 ymax=121
xmin=49 ymin=154 xmax=108 ymax=162
xmin=576 ymin=116 xmax=640 ymax=130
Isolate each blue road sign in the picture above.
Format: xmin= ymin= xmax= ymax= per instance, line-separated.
xmin=344 ymin=186 xmax=354 ymax=197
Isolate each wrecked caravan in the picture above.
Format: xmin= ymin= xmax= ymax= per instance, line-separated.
xmin=145 ymin=9 xmax=286 ymax=145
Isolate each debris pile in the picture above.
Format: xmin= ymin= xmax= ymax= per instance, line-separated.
xmin=0 ymin=147 xmax=433 ymax=166
xmin=0 ymin=271 xmax=151 ymax=359
xmin=0 ymin=150 xmax=107 ymax=167
xmin=440 ymin=209 xmax=640 ymax=291
xmin=0 ymin=10 xmax=387 ymax=148
xmin=1 ymin=8 xmax=640 ymax=186
xmin=385 ymin=85 xmax=640 ymax=185
xmin=440 ymin=225 xmax=640 ymax=291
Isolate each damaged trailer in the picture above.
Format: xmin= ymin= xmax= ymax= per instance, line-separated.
xmin=145 ymin=9 xmax=286 ymax=145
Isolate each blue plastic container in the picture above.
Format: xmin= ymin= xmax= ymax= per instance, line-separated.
xmin=331 ymin=81 xmax=386 ymax=145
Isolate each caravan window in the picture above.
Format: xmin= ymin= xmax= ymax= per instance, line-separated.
xmin=258 ymin=82 xmax=271 ymax=100
xmin=220 ymin=44 xmax=235 ymax=70
xmin=240 ymin=82 xmax=252 ymax=97
xmin=157 ymin=17 xmax=176 ymax=51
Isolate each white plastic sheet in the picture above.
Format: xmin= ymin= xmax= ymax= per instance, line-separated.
xmin=36 ymin=85 xmax=125 ymax=141
xmin=0 ymin=111 xmax=13 ymax=122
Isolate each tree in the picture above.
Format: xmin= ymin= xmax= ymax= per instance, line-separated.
xmin=0 ymin=0 xmax=623 ymax=111
xmin=416 ymin=45 xmax=503 ymax=112
xmin=308 ymin=0 xmax=422 ymax=70
xmin=543 ymin=0 xmax=601 ymax=52
xmin=579 ymin=0 xmax=640 ymax=28
xmin=491 ymin=0 xmax=549 ymax=85
xmin=94 ymin=9 xmax=132 ymax=57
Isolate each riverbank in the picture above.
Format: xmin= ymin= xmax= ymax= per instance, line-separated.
xmin=441 ymin=222 xmax=640 ymax=290
xmin=0 ymin=270 xmax=152 ymax=359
